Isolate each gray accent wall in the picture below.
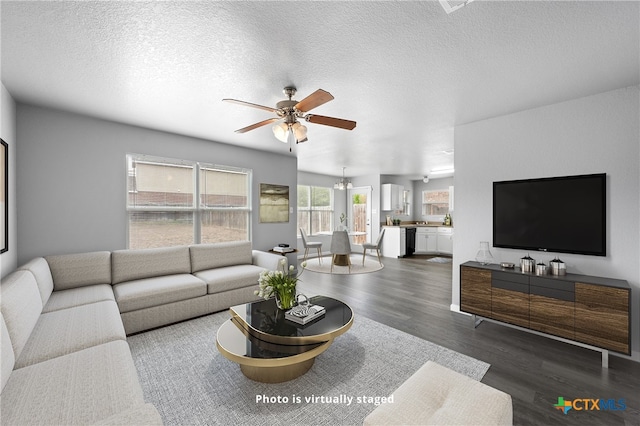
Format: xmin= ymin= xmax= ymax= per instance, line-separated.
xmin=453 ymin=86 xmax=640 ymax=361
xmin=16 ymin=104 xmax=297 ymax=266
xmin=1 ymin=84 xmax=17 ymax=277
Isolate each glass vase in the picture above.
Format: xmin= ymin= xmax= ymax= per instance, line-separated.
xmin=275 ymin=287 xmax=297 ymax=310
xmin=475 ymin=241 xmax=494 ymax=265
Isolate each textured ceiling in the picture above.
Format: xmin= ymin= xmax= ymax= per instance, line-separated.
xmin=1 ymin=1 xmax=638 ymax=178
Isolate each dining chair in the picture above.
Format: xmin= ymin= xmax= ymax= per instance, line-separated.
xmin=330 ymin=230 xmax=352 ymax=273
xmin=362 ymin=228 xmax=385 ymax=266
xmin=299 ymin=228 xmax=323 ymax=264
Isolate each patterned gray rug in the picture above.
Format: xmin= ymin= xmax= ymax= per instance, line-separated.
xmin=128 ymin=310 xmax=490 ymax=425
xmin=304 ymin=255 xmax=384 ymax=275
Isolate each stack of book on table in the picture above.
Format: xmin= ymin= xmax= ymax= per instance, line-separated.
xmin=285 ymin=304 xmax=326 ymax=324
xmin=272 ymin=246 xmax=295 ymax=253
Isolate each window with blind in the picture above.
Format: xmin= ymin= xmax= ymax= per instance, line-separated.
xmin=422 ymin=190 xmax=450 ymax=219
xmin=127 ymin=154 xmax=251 ymax=249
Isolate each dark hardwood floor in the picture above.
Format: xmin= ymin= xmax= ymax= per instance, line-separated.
xmin=296 ymin=255 xmax=640 ymax=426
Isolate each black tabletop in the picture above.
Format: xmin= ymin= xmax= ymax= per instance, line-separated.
xmin=232 ymin=295 xmax=353 ymax=339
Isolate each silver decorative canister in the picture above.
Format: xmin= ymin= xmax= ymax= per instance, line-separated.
xmin=520 ymin=254 xmax=535 ymax=273
xmin=535 ymin=262 xmax=547 ymax=275
xmin=550 ymin=257 xmax=567 ymax=276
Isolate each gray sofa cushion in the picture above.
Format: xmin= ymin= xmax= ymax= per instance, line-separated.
xmin=17 ymin=257 xmax=54 ymax=306
xmin=1 ymin=314 xmax=15 ymax=392
xmin=0 ymin=270 xmax=43 ymax=361
xmin=1 ymin=341 xmax=146 ymax=425
xmin=15 ymin=300 xmax=126 ymax=369
xmin=45 ymin=251 xmax=112 ymax=291
xmin=113 ymin=274 xmax=207 ymax=313
xmin=112 ymin=246 xmax=191 ymax=284
xmin=194 ymin=264 xmax=264 ymax=294
xmin=42 ymin=284 xmax=116 ymax=313
xmin=189 ymin=241 xmax=253 ymax=272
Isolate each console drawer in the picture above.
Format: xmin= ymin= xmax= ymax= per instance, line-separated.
xmin=493 ymin=270 xmax=528 ymax=284
xmin=492 ymin=278 xmax=528 ymax=294
xmin=530 ymin=276 xmax=574 ymax=292
xmin=530 ymin=285 xmax=574 ymax=302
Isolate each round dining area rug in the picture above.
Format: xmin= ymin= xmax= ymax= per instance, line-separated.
xmin=302 ymin=255 xmax=384 ymax=275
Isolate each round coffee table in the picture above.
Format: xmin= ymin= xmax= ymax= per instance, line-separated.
xmin=216 ymin=295 xmax=353 ymax=383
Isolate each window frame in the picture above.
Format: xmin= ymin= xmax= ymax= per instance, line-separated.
xmin=126 ymin=154 xmax=252 ymax=249
xmin=297 ymin=185 xmax=334 ymax=236
xmin=422 ymin=189 xmax=450 ymax=221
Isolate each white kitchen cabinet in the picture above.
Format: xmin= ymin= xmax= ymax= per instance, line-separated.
xmin=415 ymin=226 xmax=453 ymax=254
xmin=382 ymin=184 xmax=404 ymax=211
xmin=437 ymin=227 xmax=454 ymax=254
xmin=381 ymin=226 xmax=406 ymax=258
xmin=415 ymin=227 xmax=437 ymax=253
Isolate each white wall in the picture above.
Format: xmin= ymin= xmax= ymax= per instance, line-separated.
xmin=452 ymin=86 xmax=640 ymax=361
xmin=0 ymin=83 xmax=17 ymax=278
xmin=16 ymin=104 xmax=298 ymax=266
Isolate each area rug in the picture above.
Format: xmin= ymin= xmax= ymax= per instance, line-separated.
xmin=128 ymin=311 xmax=490 ymax=425
xmin=303 ymin=255 xmax=383 ymax=274
xmin=426 ymin=256 xmax=452 ymax=264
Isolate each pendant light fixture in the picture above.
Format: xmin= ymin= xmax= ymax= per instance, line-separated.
xmin=334 ymin=167 xmax=353 ymax=191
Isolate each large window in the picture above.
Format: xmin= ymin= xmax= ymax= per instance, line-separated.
xmin=422 ymin=189 xmax=450 ymax=219
xmin=297 ymin=185 xmax=333 ymax=236
xmin=127 ymin=154 xmax=251 ymax=249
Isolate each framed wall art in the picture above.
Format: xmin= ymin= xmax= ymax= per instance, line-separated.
xmin=259 ymin=183 xmax=289 ymax=223
xmin=1 ymin=139 xmax=8 ymax=253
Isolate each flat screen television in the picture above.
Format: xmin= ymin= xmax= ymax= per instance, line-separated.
xmin=493 ymin=173 xmax=606 ymax=256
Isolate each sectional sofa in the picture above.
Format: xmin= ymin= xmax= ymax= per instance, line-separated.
xmin=0 ymin=241 xmax=283 ymax=425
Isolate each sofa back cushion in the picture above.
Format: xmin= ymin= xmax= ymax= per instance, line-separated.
xmin=45 ymin=251 xmax=112 ymax=291
xmin=189 ymin=241 xmax=253 ymax=273
xmin=0 ymin=270 xmax=43 ymax=362
xmin=112 ymin=246 xmax=191 ymax=284
xmin=18 ymin=257 xmax=54 ymax=306
xmin=1 ymin=313 xmax=15 ymax=393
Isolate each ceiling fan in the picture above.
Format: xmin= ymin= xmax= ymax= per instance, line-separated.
xmin=223 ymin=87 xmax=356 ymax=147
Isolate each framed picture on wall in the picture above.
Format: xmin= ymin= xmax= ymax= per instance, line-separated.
xmin=259 ymin=183 xmax=290 ymax=223
xmin=1 ymin=139 xmax=7 ymax=253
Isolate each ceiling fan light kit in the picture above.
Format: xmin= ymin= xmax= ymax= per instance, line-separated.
xmin=223 ymin=86 xmax=355 ymax=148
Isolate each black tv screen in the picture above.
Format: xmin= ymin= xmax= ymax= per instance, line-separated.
xmin=493 ymin=173 xmax=606 ymax=256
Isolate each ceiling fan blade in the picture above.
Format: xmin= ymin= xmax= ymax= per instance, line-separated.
xmin=235 ymin=118 xmax=279 ymax=133
xmin=222 ymin=98 xmax=278 ymax=113
xmin=295 ymin=89 xmax=334 ymax=112
xmin=306 ymin=114 xmax=356 ymax=130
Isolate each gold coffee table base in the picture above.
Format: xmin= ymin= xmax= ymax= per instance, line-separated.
xmin=216 ymin=319 xmax=335 ymax=383
xmin=240 ymin=358 xmax=315 ymax=383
